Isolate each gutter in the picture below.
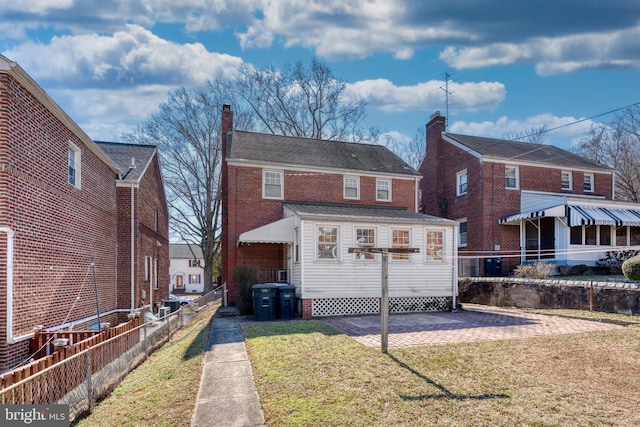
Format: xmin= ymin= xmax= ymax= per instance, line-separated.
xmin=2 ymin=227 xmax=28 ymax=344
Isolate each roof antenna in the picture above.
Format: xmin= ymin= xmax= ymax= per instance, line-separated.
xmin=121 ymin=157 xmax=136 ymax=180
xmin=439 ymin=71 xmax=454 ymax=131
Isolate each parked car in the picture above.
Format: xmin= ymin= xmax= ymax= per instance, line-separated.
xmin=168 ymin=294 xmax=196 ymax=307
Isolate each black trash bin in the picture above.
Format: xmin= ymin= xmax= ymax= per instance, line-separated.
xmin=163 ymin=300 xmax=181 ymax=313
xmin=484 ymin=256 xmax=503 ymax=276
xmin=252 ymin=284 xmax=278 ymax=321
xmin=276 ymin=284 xmax=296 ymax=320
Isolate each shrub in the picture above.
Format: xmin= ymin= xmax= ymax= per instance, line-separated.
xmin=597 ymin=250 xmax=640 ymax=274
xmin=513 ymin=262 xmax=556 ymax=279
xmin=233 ymin=265 xmax=259 ymax=315
xmin=622 ymin=255 xmax=640 ymax=281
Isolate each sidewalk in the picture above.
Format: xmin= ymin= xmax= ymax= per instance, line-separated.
xmin=191 ymin=307 xmax=264 ymax=427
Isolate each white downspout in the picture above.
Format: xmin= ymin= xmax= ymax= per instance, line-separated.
xmin=452 ymin=224 xmax=458 ymax=311
xmin=130 ymin=185 xmax=135 ymax=312
xmin=3 ymin=227 xmax=26 ymax=344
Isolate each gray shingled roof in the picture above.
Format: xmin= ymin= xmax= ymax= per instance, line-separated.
xmin=169 ymin=244 xmax=204 ymax=259
xmin=227 ymin=131 xmax=419 ymax=176
xmin=445 ymin=133 xmax=612 ymax=171
xmin=95 ymin=141 xmax=157 ymax=181
xmin=284 ymin=202 xmax=457 ymax=225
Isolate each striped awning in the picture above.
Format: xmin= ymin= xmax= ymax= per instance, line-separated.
xmin=569 ymin=205 xmax=640 ymax=227
xmin=498 ymin=204 xmax=566 ymax=225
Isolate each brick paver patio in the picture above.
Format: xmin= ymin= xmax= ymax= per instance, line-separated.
xmin=323 ymin=304 xmax=624 ymax=348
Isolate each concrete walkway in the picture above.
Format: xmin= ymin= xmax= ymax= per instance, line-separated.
xmin=191 ymin=307 xmax=264 ymax=427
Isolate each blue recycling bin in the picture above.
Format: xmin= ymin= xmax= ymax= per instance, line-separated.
xmin=276 ymin=284 xmax=296 ymax=320
xmin=252 ymin=284 xmax=278 ymax=321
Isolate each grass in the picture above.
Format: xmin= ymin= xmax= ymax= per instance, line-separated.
xmin=72 ymin=301 xmax=219 ymax=427
xmin=244 ymin=316 xmax=640 ymax=427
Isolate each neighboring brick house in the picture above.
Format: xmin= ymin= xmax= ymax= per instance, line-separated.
xmin=96 ymin=142 xmax=170 ymax=313
xmin=169 ymin=244 xmax=205 ymax=294
xmin=419 ymin=112 xmax=640 ymax=275
xmin=0 ymin=55 xmax=168 ymax=372
xmin=221 ymin=105 xmax=459 ymax=318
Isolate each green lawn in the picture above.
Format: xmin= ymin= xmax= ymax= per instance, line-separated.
xmin=244 ymin=317 xmax=640 ymax=427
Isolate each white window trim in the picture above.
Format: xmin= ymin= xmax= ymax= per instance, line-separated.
xmin=376 ymin=178 xmax=392 ymax=202
xmin=68 ymin=141 xmax=81 ymax=188
xmin=425 ymin=228 xmax=447 ymax=263
xmin=354 ymin=226 xmax=377 ymax=261
xmin=344 ymin=175 xmax=360 ymax=200
xmin=316 ymin=224 xmax=340 ymax=261
xmin=458 ymin=218 xmax=468 ymax=248
xmin=584 ymin=173 xmax=594 ymax=193
xmin=561 ymin=170 xmax=573 ymax=191
xmin=456 ymin=170 xmax=467 ymax=196
xmin=505 ymin=165 xmax=519 ymax=190
xmin=391 ymin=227 xmax=412 ymax=262
xmin=262 ymin=169 xmax=284 ymax=199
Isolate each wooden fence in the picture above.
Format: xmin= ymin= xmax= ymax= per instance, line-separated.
xmin=0 ymin=316 xmax=140 ymax=396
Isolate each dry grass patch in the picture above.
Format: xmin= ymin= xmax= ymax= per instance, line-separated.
xmin=245 ymin=320 xmax=640 ymax=426
xmin=72 ymin=302 xmax=219 ymax=427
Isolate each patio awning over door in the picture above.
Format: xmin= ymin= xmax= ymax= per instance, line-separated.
xmin=498 ymin=204 xmax=566 ymax=225
xmin=237 ymin=216 xmax=295 ymax=245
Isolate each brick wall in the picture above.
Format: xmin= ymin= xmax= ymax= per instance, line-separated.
xmin=0 ymin=72 xmax=119 ymax=371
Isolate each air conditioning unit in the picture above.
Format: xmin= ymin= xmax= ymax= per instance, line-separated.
xmin=277 ymin=270 xmax=288 ymax=283
xmin=158 ymin=306 xmax=170 ymax=318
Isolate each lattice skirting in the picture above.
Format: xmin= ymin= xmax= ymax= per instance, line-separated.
xmin=311 ymin=296 xmax=451 ymax=317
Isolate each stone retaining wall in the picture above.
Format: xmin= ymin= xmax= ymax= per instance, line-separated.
xmin=459 ymin=277 xmax=640 ymax=315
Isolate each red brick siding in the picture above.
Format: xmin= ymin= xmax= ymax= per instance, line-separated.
xmin=0 ymin=73 xmax=119 ymax=371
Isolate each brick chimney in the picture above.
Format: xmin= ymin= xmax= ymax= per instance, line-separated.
xmin=221 ymin=104 xmax=233 ymax=294
xmin=420 ymin=111 xmax=448 ymax=216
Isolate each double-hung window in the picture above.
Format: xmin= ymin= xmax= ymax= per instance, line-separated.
xmin=68 ymin=142 xmax=81 ymax=188
xmin=391 ymin=228 xmax=410 ymax=261
xmin=505 ymin=165 xmax=519 ymax=189
xmin=425 ymin=230 xmax=445 ymax=261
xmin=456 ymin=170 xmax=467 ymax=196
xmin=561 ymin=170 xmax=572 ymax=191
xmin=376 ymin=179 xmax=391 ymax=201
xmin=583 ymin=173 xmax=594 ymax=193
xmin=188 ymin=274 xmax=201 ymax=284
xmin=344 ymin=176 xmax=360 ymax=199
xmin=355 ymin=227 xmax=375 ymax=260
xmin=263 ymin=170 xmax=283 ymax=199
xmin=189 ymin=259 xmax=201 ymax=267
xmin=458 ymin=220 xmax=467 ymax=247
xmin=317 ymin=226 xmax=338 ymax=260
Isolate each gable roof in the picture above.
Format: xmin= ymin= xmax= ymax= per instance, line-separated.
xmin=444 ymin=133 xmax=612 ymax=171
xmin=0 ymin=54 xmax=121 ymax=174
xmin=95 ymin=141 xmax=157 ymax=182
xmin=227 ymin=130 xmax=419 ymax=176
xmin=169 ymin=244 xmax=204 ymax=259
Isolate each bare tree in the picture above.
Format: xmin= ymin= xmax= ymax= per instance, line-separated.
xmin=233 ymin=58 xmax=375 ymax=141
xmin=503 ymin=123 xmax=550 ymax=144
xmin=383 ymin=126 xmax=426 ymax=170
xmin=126 ymin=83 xmax=252 ymax=292
xmin=573 ymin=105 xmax=640 ymax=202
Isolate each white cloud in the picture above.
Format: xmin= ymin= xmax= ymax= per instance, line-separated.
xmin=5 ymin=25 xmax=243 ymax=87
xmin=449 ymin=113 xmax=597 ymax=149
xmin=441 ymin=27 xmax=640 ymax=75
xmin=344 ymin=79 xmax=505 ymax=113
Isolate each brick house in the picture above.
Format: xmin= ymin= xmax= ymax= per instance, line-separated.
xmin=0 ymin=55 xmax=168 ymax=372
xmin=419 ymin=112 xmax=640 ymax=276
xmin=169 ymin=244 xmax=205 ymax=294
xmin=221 ymin=105 xmax=458 ymax=318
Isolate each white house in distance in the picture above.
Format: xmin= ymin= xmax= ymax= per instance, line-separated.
xmin=169 ymin=244 xmax=205 ymax=294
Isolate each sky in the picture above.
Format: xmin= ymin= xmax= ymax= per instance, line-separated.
xmin=1 ymin=0 xmax=640 ymax=151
